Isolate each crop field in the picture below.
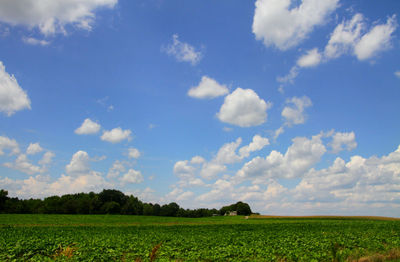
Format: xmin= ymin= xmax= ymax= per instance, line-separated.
xmin=1 ymin=215 xmax=400 ymax=261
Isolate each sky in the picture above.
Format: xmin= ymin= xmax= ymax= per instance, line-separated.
xmin=0 ymin=0 xmax=400 ymax=216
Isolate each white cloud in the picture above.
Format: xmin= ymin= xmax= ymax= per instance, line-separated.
xmin=324 ymin=14 xmax=397 ymax=61
xmin=324 ymin=14 xmax=365 ymax=59
xmin=330 ymin=131 xmax=357 ymax=153
xmin=120 ymin=169 xmax=144 ymax=184
xmin=0 ymin=61 xmax=31 ymax=116
xmin=0 ymin=135 xmax=20 ymax=155
xmin=188 ymin=76 xmax=229 ymax=99
xmin=291 ymin=145 xmax=400 ymax=211
xmin=217 ymin=88 xmax=272 ymax=127
xmin=3 ymin=154 xmax=43 ymax=175
xmin=2 ymin=172 xmax=109 ymax=199
xmin=354 ymin=15 xmax=397 ymax=60
xmin=239 ymin=135 xmax=270 ymax=158
xmin=199 ymin=163 xmax=226 ymax=180
xmin=101 ymin=127 xmax=132 ymax=143
xmin=22 ymin=37 xmax=50 ymax=46
xmin=163 ymin=34 xmax=202 ymax=65
xmin=174 ymin=160 xmax=195 ymax=177
xmin=65 ymin=150 xmax=91 ymax=176
xmin=176 ymin=191 xmax=194 ymax=201
xmin=172 ymin=160 xmax=207 ymax=188
xmin=297 ymin=48 xmax=321 ymax=67
xmin=196 ymin=179 xmax=234 ymax=202
xmin=278 ymin=14 xmax=397 ymax=89
xmin=0 ymin=0 xmax=118 ymax=35
xmin=26 ymin=143 xmax=43 ymax=155
xmin=128 ymin=148 xmax=141 ymax=159
xmin=107 ymin=160 xmax=125 ymax=179
xmin=39 ymin=151 xmax=55 ymax=165
xmin=273 ymin=126 xmax=285 ymax=140
xmin=214 ymin=138 xmax=243 ymax=165
xmin=237 ymin=133 xmax=326 ymax=180
xmin=190 ymin=156 xmax=205 ymax=165
xmin=395 ymin=71 xmax=400 ymax=79
xmin=75 ymin=118 xmax=101 ymax=135
xmin=252 ymin=0 xmax=339 ymax=50
xmin=282 ymin=96 xmax=312 ymax=126
xmin=174 ymin=135 xmax=270 ymax=182
xmin=277 ymin=66 xmax=299 ymax=86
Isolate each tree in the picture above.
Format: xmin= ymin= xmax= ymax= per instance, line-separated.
xmin=101 ymin=201 xmax=121 ymax=214
xmin=99 ymin=189 xmax=127 ymax=207
xmin=236 ymin=201 xmax=252 ymax=215
xmin=121 ymin=196 xmax=143 ymax=215
xmin=219 ymin=201 xmax=252 ymax=215
xmin=0 ymin=189 xmax=9 ymax=212
xmin=143 ymin=203 xmax=154 ymax=216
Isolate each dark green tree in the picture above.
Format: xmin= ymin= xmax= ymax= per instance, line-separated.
xmin=101 ymin=201 xmax=121 ymax=214
xmin=0 ymin=189 xmax=9 ymax=212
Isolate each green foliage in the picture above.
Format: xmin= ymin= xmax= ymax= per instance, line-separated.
xmin=0 ymin=188 xmax=252 ymax=218
xmin=220 ymin=201 xmax=252 ymax=215
xmin=101 ymin=201 xmax=121 ymax=214
xmin=0 ymin=215 xmax=399 ymax=261
xmin=0 ymin=189 xmax=8 ymax=212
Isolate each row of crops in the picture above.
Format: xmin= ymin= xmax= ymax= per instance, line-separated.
xmin=1 ymin=215 xmax=400 ymax=261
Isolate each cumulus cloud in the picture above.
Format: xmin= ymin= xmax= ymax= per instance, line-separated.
xmin=75 ymin=118 xmax=101 ymax=135
xmin=165 ymin=138 xmax=400 ymax=215
xmin=282 ymin=96 xmax=312 ymax=126
xmin=214 ymin=138 xmax=243 ymax=165
xmin=0 ymin=61 xmax=31 ymax=116
xmin=325 ymin=14 xmax=397 ymax=61
xmin=252 ymin=0 xmax=339 ymax=50
xmin=101 ymin=127 xmax=132 ymax=143
xmin=289 ymin=145 xmax=400 ymax=214
xmin=128 ymin=148 xmax=141 ymax=159
xmin=278 ymin=14 xmax=397 ymax=89
xmin=330 ymin=131 xmax=357 ymax=153
xmin=196 ymin=179 xmax=235 ymax=203
xmin=217 ymin=88 xmax=272 ymax=127
xmin=0 ymin=172 xmax=109 ymax=199
xmin=65 ymin=150 xmax=91 ymax=176
xmin=162 ymin=34 xmax=203 ymax=65
xmin=324 ymin=14 xmax=365 ymax=59
xmin=395 ymin=71 xmax=400 ymax=78
xmin=239 ymin=135 xmax=270 ymax=158
xmin=173 ymin=135 xmax=270 ymax=182
xmin=107 ymin=160 xmax=125 ymax=179
xmin=354 ymin=15 xmax=397 ymax=60
xmin=190 ymin=156 xmax=205 ymax=165
xmin=200 ymin=162 xmax=227 ymax=180
xmin=237 ymin=134 xmax=326 ymax=180
xmin=3 ymin=154 xmax=43 ymax=175
xmin=26 ymin=143 xmax=43 ymax=155
xmin=0 ymin=0 xmax=118 ymax=36
xmin=297 ymin=48 xmax=321 ymax=67
xmin=188 ymin=76 xmax=229 ymax=99
xmin=39 ymin=151 xmax=55 ymax=165
xmin=164 ymin=188 xmax=196 ymax=203
xmin=120 ymin=169 xmax=144 ymax=184
xmin=0 ymin=135 xmax=20 ymax=155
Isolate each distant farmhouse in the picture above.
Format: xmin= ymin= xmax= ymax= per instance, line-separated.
xmin=225 ymin=211 xmax=237 ymax=216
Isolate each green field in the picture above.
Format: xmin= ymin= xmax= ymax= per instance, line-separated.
xmin=1 ymin=215 xmax=400 ymax=261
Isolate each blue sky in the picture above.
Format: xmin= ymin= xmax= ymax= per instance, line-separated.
xmin=0 ymin=0 xmax=400 ymax=216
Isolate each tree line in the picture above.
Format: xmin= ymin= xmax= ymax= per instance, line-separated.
xmin=0 ymin=189 xmax=252 ymax=217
